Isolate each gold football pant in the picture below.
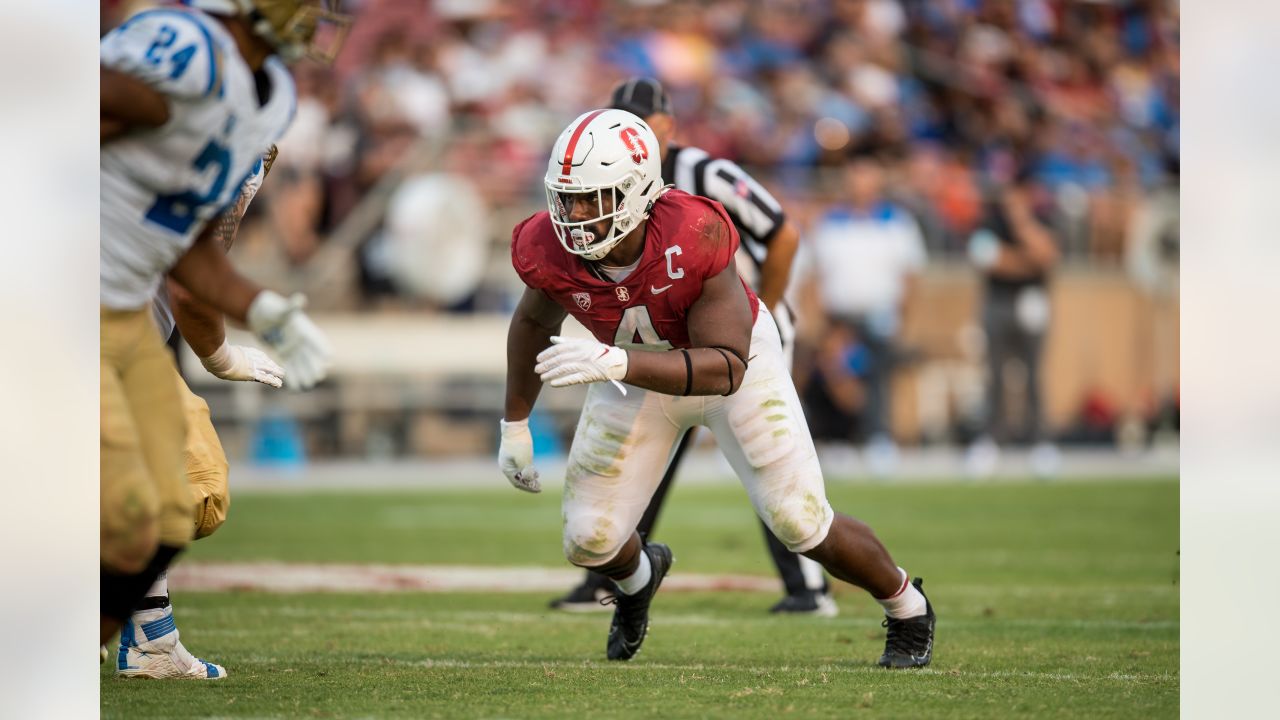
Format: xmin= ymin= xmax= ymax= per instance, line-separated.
xmin=100 ymin=307 xmax=192 ymax=573
xmin=176 ymin=369 xmax=230 ymax=540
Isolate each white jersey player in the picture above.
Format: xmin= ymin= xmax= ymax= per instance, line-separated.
xmin=112 ymin=147 xmax=285 ymax=681
xmin=99 ymin=0 xmax=348 ymax=662
xmin=101 ymin=7 xmax=296 ymax=312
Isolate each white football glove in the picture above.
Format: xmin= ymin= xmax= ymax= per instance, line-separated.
xmin=498 ymin=418 xmax=541 ymax=493
xmin=246 ymin=291 xmax=332 ymax=390
xmin=199 ymin=340 xmax=286 ymax=388
xmin=534 ymin=336 xmax=629 ymax=389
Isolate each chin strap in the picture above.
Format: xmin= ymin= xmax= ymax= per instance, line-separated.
xmin=644 ymin=184 xmax=675 ymax=215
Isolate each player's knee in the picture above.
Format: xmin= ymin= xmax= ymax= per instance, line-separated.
xmin=766 ymin=494 xmax=833 ymax=553
xmin=562 ymin=513 xmax=628 ymax=567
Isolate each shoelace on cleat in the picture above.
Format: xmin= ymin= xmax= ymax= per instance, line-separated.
xmin=882 ymin=616 xmax=931 ymax=655
xmin=602 ymin=587 xmax=654 ymax=631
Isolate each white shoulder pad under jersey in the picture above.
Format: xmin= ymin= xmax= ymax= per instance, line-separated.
xmin=100 ymin=7 xmax=296 ymax=310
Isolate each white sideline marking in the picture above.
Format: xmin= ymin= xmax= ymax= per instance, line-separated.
xmin=168 ymin=562 xmax=782 ymax=594
xmin=189 ymin=607 xmax=1176 ymax=633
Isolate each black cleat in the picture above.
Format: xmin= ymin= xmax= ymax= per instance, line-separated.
xmin=769 ymin=591 xmax=838 ymax=617
xmin=548 ymin=577 xmax=614 ymax=613
xmin=605 ymin=542 xmax=673 ymax=661
xmin=877 ymin=577 xmax=935 ymax=669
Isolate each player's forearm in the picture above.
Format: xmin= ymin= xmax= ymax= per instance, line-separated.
xmin=756 ymin=222 xmax=799 ymax=310
xmin=168 ymin=231 xmax=262 ymax=324
xmin=623 ymin=346 xmax=747 ymax=397
xmin=505 ymin=315 xmax=559 ymax=421
xmin=166 ymin=277 xmax=226 ymax=357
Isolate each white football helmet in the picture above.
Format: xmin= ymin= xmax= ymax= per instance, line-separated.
xmin=544 ymin=109 xmax=667 ymax=262
xmin=183 ymin=0 xmax=351 ymax=64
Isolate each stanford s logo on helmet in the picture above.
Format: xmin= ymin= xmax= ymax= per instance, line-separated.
xmin=183 ymin=0 xmax=351 ymax=64
xmin=619 ymin=127 xmax=649 ymax=165
xmin=544 ymin=109 xmax=667 ymax=262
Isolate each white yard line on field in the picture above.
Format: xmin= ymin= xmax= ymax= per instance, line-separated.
xmin=167 ymin=561 xmax=783 ymax=594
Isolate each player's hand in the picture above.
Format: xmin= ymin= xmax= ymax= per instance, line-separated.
xmin=498 ymin=419 xmax=541 ymax=493
xmin=535 ymin=336 xmax=629 ymax=388
xmin=199 ymin=340 xmax=285 ymax=388
xmin=246 ymin=291 xmax=332 ymax=390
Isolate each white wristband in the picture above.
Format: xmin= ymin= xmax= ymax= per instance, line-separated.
xmin=500 ymin=418 xmax=529 ymax=433
xmin=198 ymin=340 xmax=234 ymax=375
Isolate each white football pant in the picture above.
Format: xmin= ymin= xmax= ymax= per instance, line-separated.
xmin=561 ymin=306 xmax=835 ymax=567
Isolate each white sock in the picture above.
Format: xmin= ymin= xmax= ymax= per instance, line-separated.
xmin=876 ymin=568 xmax=927 ymax=619
xmin=145 ymin=570 xmax=169 ymax=600
xmin=613 ymin=551 xmax=653 ymax=595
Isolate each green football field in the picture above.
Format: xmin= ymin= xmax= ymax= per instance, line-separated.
xmin=101 ymin=477 xmax=1179 ymax=718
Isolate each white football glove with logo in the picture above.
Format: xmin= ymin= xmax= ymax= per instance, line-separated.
xmin=199 ymin=340 xmax=286 ymax=388
xmin=246 ymin=291 xmax=332 ymax=390
xmin=535 ymin=336 xmax=629 ymax=389
xmin=498 ymin=419 xmax=541 ymax=493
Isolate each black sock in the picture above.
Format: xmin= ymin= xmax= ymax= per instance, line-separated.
xmin=101 ymin=545 xmax=182 ymax=622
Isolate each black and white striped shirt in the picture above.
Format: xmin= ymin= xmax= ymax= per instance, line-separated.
xmin=662 ymin=144 xmax=787 ymax=278
xmin=662 ymin=143 xmax=795 ymax=352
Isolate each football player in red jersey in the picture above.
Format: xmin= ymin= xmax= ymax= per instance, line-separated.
xmin=500 ymin=109 xmax=937 ymax=668
xmin=548 ymin=77 xmax=832 ymax=617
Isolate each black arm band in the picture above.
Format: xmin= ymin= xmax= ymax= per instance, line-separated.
xmin=709 ymin=344 xmax=749 ymax=368
xmin=710 ymin=347 xmax=738 ymax=396
xmin=679 ymin=348 xmax=693 ymax=396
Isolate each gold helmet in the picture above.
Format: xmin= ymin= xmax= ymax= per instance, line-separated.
xmin=186 ymin=0 xmax=352 ymax=64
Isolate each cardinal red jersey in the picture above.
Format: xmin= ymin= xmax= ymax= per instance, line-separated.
xmin=511 ymin=189 xmax=760 ymax=351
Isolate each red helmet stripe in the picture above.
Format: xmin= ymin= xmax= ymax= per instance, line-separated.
xmin=560 ymin=109 xmax=608 ymax=176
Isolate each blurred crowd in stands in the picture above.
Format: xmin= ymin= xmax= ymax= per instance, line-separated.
xmin=226 ymin=0 xmax=1179 ymax=291
xmin=98 ymin=0 xmax=1183 ymax=268
xmin=101 ymin=0 xmax=1180 ymax=299
xmin=102 ymin=0 xmax=1180 ymax=459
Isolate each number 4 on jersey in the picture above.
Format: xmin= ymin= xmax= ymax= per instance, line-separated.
xmin=614 ymin=305 xmax=673 ymax=351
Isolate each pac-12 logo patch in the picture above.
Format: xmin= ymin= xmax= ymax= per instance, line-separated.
xmin=615 ymin=286 xmax=630 ymax=302
xmin=573 ymin=292 xmax=592 ymax=311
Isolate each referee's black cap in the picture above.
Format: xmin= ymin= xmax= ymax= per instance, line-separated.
xmin=610 ymin=77 xmax=673 ymax=119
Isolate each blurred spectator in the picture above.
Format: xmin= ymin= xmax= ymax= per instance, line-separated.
xmin=801 ymin=323 xmax=871 ymax=445
xmin=383 ymin=170 xmax=491 ymax=310
xmin=964 ymin=167 xmax=1060 ymax=478
xmin=798 ymin=147 xmax=926 ymax=476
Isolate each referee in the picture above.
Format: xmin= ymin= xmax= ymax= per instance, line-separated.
xmin=548 ymin=78 xmax=835 ymax=616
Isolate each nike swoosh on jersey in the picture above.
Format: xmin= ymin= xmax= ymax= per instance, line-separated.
xmin=650 ymin=284 xmax=673 ymax=294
